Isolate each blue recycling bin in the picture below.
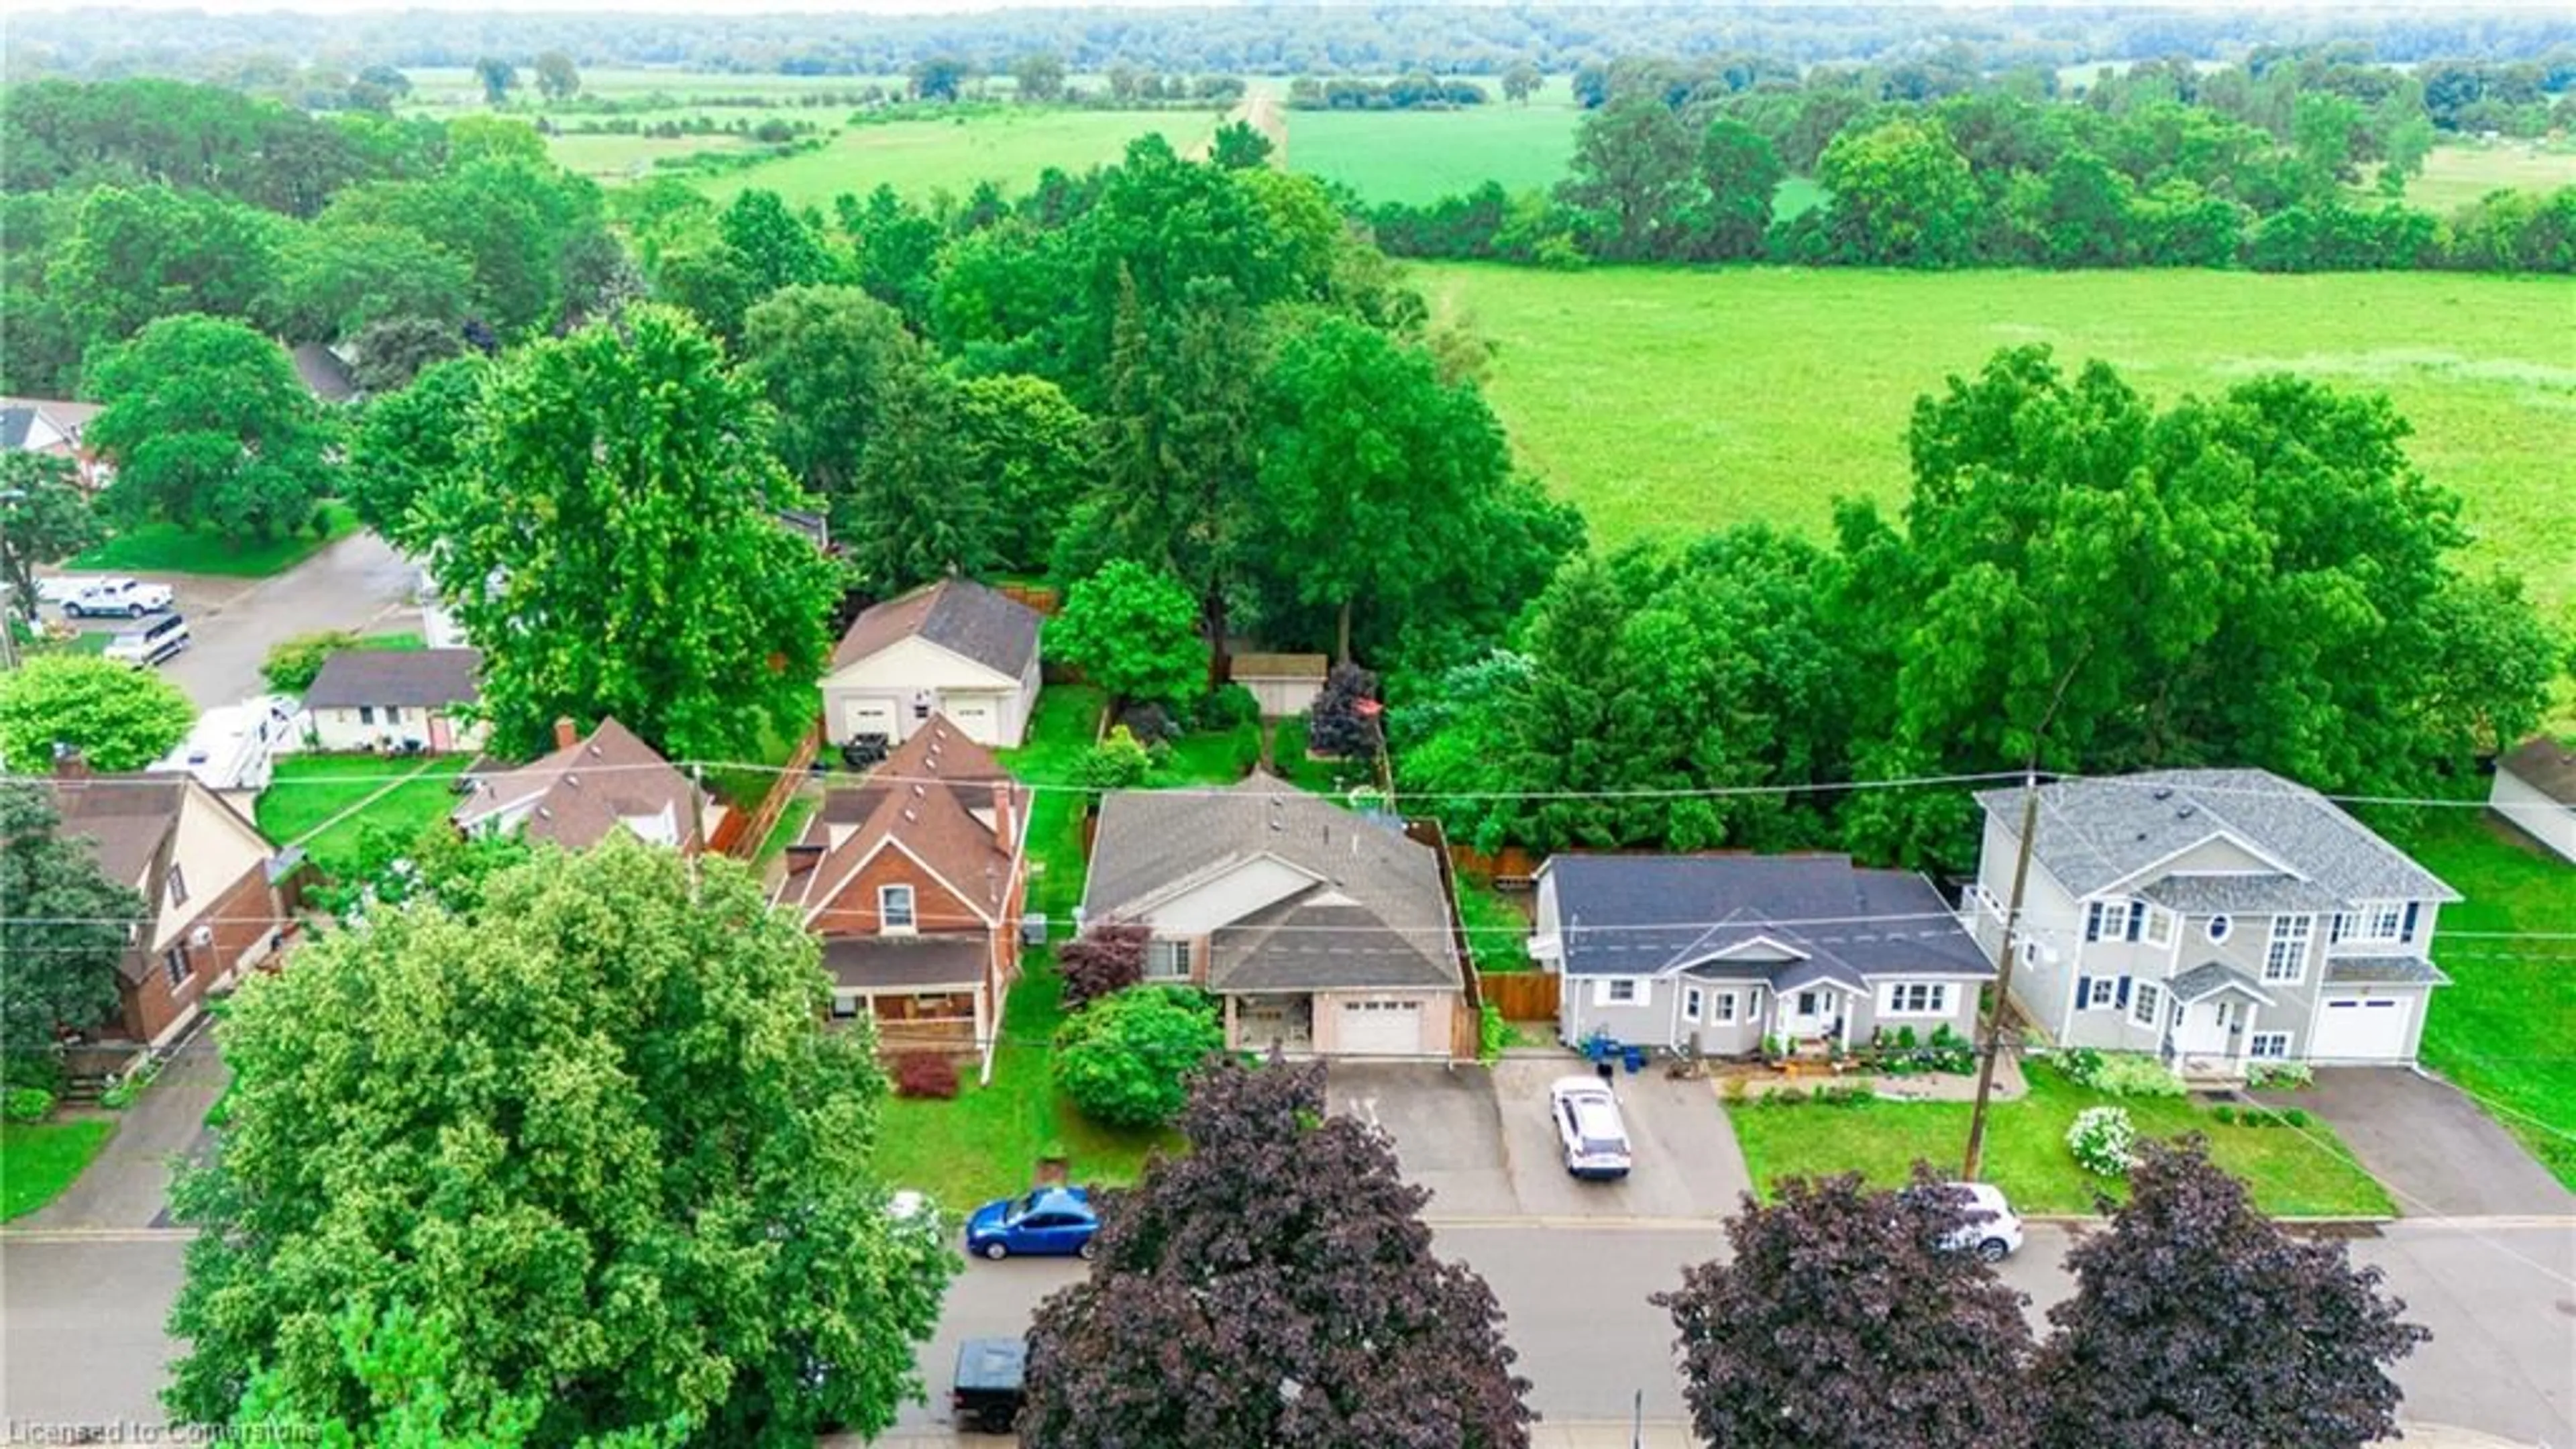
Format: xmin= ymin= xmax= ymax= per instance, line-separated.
xmin=1622 ymin=1045 xmax=1648 ymax=1074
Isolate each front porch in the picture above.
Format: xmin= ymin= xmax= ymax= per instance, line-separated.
xmin=1768 ymin=978 xmax=1862 ymax=1056
xmin=1227 ymin=993 xmax=1315 ymax=1056
xmin=2157 ymin=962 xmax=2276 ymax=1086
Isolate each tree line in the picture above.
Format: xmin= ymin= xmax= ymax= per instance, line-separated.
xmin=1364 ymin=47 xmax=2576 ymax=274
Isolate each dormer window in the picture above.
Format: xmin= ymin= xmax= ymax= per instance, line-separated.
xmin=879 ymin=884 xmax=916 ymax=934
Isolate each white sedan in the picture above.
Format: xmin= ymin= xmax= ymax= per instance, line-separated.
xmin=1931 ymin=1181 xmax=2025 ymax=1262
xmin=1548 ymin=1076 xmax=1633 ymax=1181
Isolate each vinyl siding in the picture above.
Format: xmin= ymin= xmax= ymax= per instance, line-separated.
xmin=2489 ymin=767 xmax=2576 ymax=863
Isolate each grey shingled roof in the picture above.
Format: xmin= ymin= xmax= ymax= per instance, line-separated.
xmin=2497 ymin=736 xmax=2576 ymax=807
xmin=304 ymin=648 xmax=482 ymax=710
xmin=1086 ymin=775 xmax=1459 ymax=994
xmin=2167 ymin=961 xmax=2275 ymax=1005
xmin=2324 ymin=955 xmax=2453 ymax=987
xmin=1537 ymin=855 xmax=1992 ymax=983
xmin=825 ymin=936 xmax=988 ymax=991
xmin=2135 ymin=874 xmax=2343 ymax=916
xmin=0 ymin=407 xmax=32 ymax=451
xmin=1975 ymin=770 xmax=2457 ymax=906
xmin=830 ymin=578 xmax=1040 ymax=678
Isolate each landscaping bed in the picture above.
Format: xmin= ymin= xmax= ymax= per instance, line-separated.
xmin=255 ymin=754 xmax=474 ymax=877
xmin=1727 ymin=1061 xmax=2394 ymax=1218
xmin=0 ymin=1119 xmax=115 ymax=1222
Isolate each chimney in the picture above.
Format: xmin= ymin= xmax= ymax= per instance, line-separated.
xmin=554 ymin=717 xmax=579 ymax=751
xmin=992 ymin=780 xmax=1016 ymax=846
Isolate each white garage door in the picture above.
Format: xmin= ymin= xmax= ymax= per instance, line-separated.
xmin=839 ymin=698 xmax=896 ymax=743
xmin=1338 ymin=999 xmax=1422 ymax=1057
xmin=2314 ymin=996 xmax=2414 ymax=1061
xmin=946 ymin=698 xmax=998 ymax=743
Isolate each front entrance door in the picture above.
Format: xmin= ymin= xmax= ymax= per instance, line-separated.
xmin=1778 ymin=988 xmax=1835 ymax=1040
xmin=2174 ymin=996 xmax=2248 ymax=1061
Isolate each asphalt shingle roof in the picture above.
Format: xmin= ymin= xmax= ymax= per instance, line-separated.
xmin=824 ymin=936 xmax=989 ymax=991
xmin=1537 ymin=854 xmax=1992 ymax=983
xmin=1974 ymin=770 xmax=2457 ymax=906
xmin=829 ymin=578 xmax=1040 ymax=678
xmin=1087 ymin=775 xmax=1460 ymax=994
xmin=2135 ymin=874 xmax=2344 ymax=916
xmin=451 ymin=717 xmax=702 ymax=853
xmin=2167 ymin=961 xmax=2275 ymax=1005
xmin=303 ymin=648 xmax=482 ymax=710
xmin=2497 ymin=735 xmax=2576 ymax=808
xmin=2323 ymin=955 xmax=2453 ymax=987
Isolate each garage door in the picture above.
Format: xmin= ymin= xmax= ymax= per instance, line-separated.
xmin=947 ymin=698 xmax=998 ymax=743
xmin=839 ymin=698 xmax=896 ymax=744
xmin=2314 ymin=996 xmax=2414 ymax=1061
xmin=1338 ymin=999 xmax=1422 ymax=1057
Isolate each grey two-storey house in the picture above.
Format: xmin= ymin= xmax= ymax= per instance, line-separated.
xmin=1529 ymin=854 xmax=1994 ymax=1056
xmin=1968 ymin=769 xmax=2459 ymax=1073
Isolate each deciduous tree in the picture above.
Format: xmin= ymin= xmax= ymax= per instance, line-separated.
xmin=423 ymin=305 xmax=839 ymax=763
xmin=86 ymin=314 xmax=338 ymax=542
xmin=533 ymin=51 xmax=582 ymax=103
xmin=165 ymin=839 xmax=955 ymax=1444
xmin=1815 ymin=115 xmax=1981 ymax=267
xmin=1023 ymin=1056 xmax=1533 ymax=1447
xmin=739 ymin=284 xmax=921 ymax=505
xmin=1559 ymin=95 xmax=1702 ymax=261
xmin=262 ymin=220 xmax=473 ymax=342
xmin=0 ymin=781 xmax=142 ymax=1086
xmin=2034 ymin=1140 xmax=2427 ymax=1449
xmin=474 ymin=57 xmax=517 ymax=105
xmin=0 ymin=454 xmax=101 ymax=622
xmin=1012 ymin=52 xmax=1067 ymax=103
xmin=1046 ymin=561 xmax=1208 ymax=708
xmin=345 ymin=353 xmax=488 ymax=547
xmin=1657 ymin=1172 xmax=2035 ymax=1449
xmin=953 ymin=373 xmax=1095 ymax=574
xmin=1698 ymin=116 xmax=1784 ymax=259
xmin=1058 ymin=920 xmax=1152 ymax=1011
xmin=52 ymin=184 xmax=282 ymax=351
xmin=0 ymin=654 xmax=195 ymax=774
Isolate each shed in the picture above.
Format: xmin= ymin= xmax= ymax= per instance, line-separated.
xmin=1228 ymin=652 xmax=1329 ymax=718
xmin=2491 ymin=735 xmax=2576 ymax=865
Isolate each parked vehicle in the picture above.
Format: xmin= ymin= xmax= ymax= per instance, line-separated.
xmin=62 ymin=577 xmax=174 ymax=618
xmin=1549 ymin=1075 xmax=1633 ymax=1180
xmin=965 ymin=1185 xmax=1098 ymax=1260
xmin=1927 ymin=1181 xmax=2024 ymax=1262
xmin=32 ymin=578 xmax=89 ymax=608
xmin=104 ymin=613 xmax=191 ymax=667
xmin=951 ymin=1337 xmax=1027 ymax=1435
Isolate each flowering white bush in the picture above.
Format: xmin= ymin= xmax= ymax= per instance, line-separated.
xmin=2068 ymin=1105 xmax=2137 ymax=1177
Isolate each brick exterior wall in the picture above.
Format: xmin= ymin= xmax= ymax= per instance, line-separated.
xmin=115 ymin=865 xmax=280 ymax=1044
xmin=811 ymin=849 xmax=982 ymax=938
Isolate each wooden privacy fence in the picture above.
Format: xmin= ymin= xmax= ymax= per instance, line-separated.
xmin=1481 ymin=971 xmax=1562 ymax=1023
xmin=720 ymin=720 xmax=821 ymax=860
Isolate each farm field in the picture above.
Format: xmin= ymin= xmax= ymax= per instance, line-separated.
xmin=2400 ymin=142 xmax=2576 ymax=214
xmin=1420 ymin=263 xmax=2576 ymax=610
xmin=402 ymin=66 xmax=895 ymax=109
xmin=690 ymin=105 xmax=1224 ymax=205
xmin=1288 ymin=103 xmax=1580 ymax=202
xmin=545 ymin=130 xmax=757 ymax=184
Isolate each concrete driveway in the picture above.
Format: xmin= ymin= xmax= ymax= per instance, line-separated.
xmin=25 ymin=1026 xmax=227 ymax=1232
xmin=1326 ymin=1057 xmax=1751 ymax=1220
xmin=2262 ymin=1069 xmax=2573 ymax=1218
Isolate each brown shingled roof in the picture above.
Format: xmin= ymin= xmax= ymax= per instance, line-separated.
xmin=2499 ymin=735 xmax=2576 ymax=806
xmin=828 ymin=578 xmax=1042 ymax=678
xmin=796 ymin=714 xmax=1024 ymax=925
xmin=451 ymin=717 xmax=704 ymax=853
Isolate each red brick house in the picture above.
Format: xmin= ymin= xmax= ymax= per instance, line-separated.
xmin=778 ymin=714 xmax=1028 ymax=1078
xmin=47 ymin=770 xmax=287 ymax=1046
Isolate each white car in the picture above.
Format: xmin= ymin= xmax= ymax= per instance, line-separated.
xmin=1548 ymin=1076 xmax=1633 ymax=1180
xmin=63 ymin=577 xmax=174 ymax=618
xmin=1931 ymin=1181 xmax=2024 ymax=1262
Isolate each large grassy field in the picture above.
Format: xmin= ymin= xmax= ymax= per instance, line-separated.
xmin=1421 ymin=264 xmax=2576 ymax=610
xmin=2375 ymin=806 xmax=2576 ymax=1189
xmin=692 ymin=107 xmax=1221 ymax=206
xmin=545 ymin=129 xmax=758 ymax=184
xmin=2401 ymin=143 xmax=2576 ymax=215
xmin=1288 ymin=105 xmax=1581 ymax=203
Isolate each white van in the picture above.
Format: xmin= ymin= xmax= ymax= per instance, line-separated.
xmin=105 ymin=612 xmax=191 ymax=666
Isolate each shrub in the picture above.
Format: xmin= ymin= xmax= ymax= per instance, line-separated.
xmin=1477 ymin=1000 xmax=1509 ymax=1064
xmin=2057 ymin=1046 xmax=2106 ymax=1087
xmin=1894 ymin=1025 xmax=1919 ymax=1050
xmin=2088 ymin=1053 xmax=2188 ymax=1099
xmin=2246 ymin=1059 xmax=2314 ymax=1090
xmin=1813 ymin=1083 xmax=1871 ymax=1107
xmin=1075 ymin=726 xmax=1152 ymax=790
xmin=1190 ymin=683 xmax=1259 ymax=733
xmin=1721 ymin=1075 xmax=1750 ymax=1106
xmin=2212 ymin=1104 xmax=2237 ymax=1126
xmin=1765 ymin=1086 xmax=1809 ymax=1108
xmin=4 ymin=1086 xmax=56 ymax=1123
xmin=892 ymin=1051 xmax=961 ymax=1099
xmin=1059 ymin=919 xmax=1152 ymax=1010
xmin=2283 ymin=1108 xmax=2311 ymax=1129
xmin=2068 ymin=1105 xmax=2137 ymax=1177
xmin=262 ymin=629 xmax=365 ymax=693
xmin=1053 ymin=985 xmax=1224 ymax=1129
xmin=1305 ymin=663 xmax=1382 ymax=759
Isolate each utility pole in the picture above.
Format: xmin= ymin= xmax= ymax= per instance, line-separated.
xmin=1962 ymin=765 xmax=2041 ymax=1181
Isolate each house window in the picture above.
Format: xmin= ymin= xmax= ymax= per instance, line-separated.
xmin=2078 ymin=977 xmax=2121 ymax=1011
xmin=1606 ymin=979 xmax=1638 ymax=1005
xmin=2143 ymin=908 xmax=2174 ymax=947
xmin=1882 ymin=982 xmax=1951 ymax=1016
xmin=912 ymin=698 xmax=932 ymax=720
xmin=2249 ymin=1032 xmax=2292 ymax=1060
xmin=166 ymin=865 xmax=189 ymax=906
xmin=1684 ymin=986 xmax=1705 ymax=1022
xmin=2263 ymin=915 xmax=2313 ymax=983
xmin=2206 ymin=914 xmax=2233 ymax=945
xmin=162 ymin=945 xmax=189 ymax=989
xmin=1711 ymin=991 xmax=1739 ymax=1024
xmin=1144 ymin=940 xmax=1189 ymax=981
xmin=830 ymin=991 xmax=862 ymax=1021
xmin=2130 ymin=981 xmax=2162 ymax=1028
xmin=2083 ymin=899 xmax=2123 ymax=943
xmin=386 ymin=706 xmax=404 ymax=725
xmin=879 ymin=884 xmax=916 ymax=933
xmin=358 ymin=704 xmax=376 ymax=725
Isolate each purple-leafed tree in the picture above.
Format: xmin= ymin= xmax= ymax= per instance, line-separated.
xmin=1022 ymin=1056 xmax=1532 ymax=1449
xmin=2033 ymin=1138 xmax=2428 ymax=1449
xmin=1305 ymin=662 xmax=1382 ymax=760
xmin=1057 ymin=919 xmax=1151 ymax=1011
xmin=1656 ymin=1169 xmax=2036 ymax=1449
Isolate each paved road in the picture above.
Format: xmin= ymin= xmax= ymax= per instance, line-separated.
xmin=10 ymin=1219 xmax=2567 ymax=1445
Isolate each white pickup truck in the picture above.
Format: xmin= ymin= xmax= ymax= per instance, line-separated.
xmin=55 ymin=576 xmax=175 ymax=618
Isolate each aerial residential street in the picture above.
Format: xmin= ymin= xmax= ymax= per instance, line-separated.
xmin=154 ymin=531 xmax=419 ymax=708
xmin=9 ymin=1216 xmax=2569 ymax=1445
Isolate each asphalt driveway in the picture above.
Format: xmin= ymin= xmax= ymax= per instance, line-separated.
xmin=25 ymin=1026 xmax=227 ymax=1232
xmin=1326 ymin=1057 xmax=1751 ymax=1220
xmin=2261 ymin=1068 xmax=2572 ymax=1218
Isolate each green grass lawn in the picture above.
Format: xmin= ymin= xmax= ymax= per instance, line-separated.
xmin=1269 ymin=717 xmax=1373 ymax=798
xmin=1000 ymin=685 xmax=1106 ymax=922
xmin=703 ymin=686 xmax=820 ymax=810
xmin=2396 ymin=142 xmax=2576 ymax=215
xmin=692 ymin=107 xmax=1220 ymax=206
xmin=1729 ymin=1063 xmax=2395 ymax=1218
xmin=871 ymin=947 xmax=1179 ymax=1210
xmin=1 ymin=1119 xmax=114 ymax=1222
xmin=2373 ymin=808 xmax=2576 ymax=1189
xmin=256 ymin=753 xmax=474 ymax=877
xmin=755 ymin=792 xmax=819 ymax=866
xmin=1456 ymin=873 xmax=1534 ymax=973
xmin=546 ymin=129 xmax=757 ymax=183
xmin=1288 ymin=104 xmax=1581 ymax=203
xmin=1421 ymin=265 xmax=2576 ymax=612
xmin=68 ymin=502 xmax=360 ymax=579
xmin=1152 ymin=721 xmax=1260 ymax=787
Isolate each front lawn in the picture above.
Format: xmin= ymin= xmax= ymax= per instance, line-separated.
xmin=2377 ymin=808 xmax=2576 ymax=1189
xmin=256 ymin=753 xmax=474 ymax=876
xmin=871 ymin=949 xmax=1179 ymax=1210
xmin=1 ymin=1119 xmax=114 ymax=1222
xmin=1729 ymin=1063 xmax=2394 ymax=1218
xmin=68 ymin=502 xmax=360 ymax=578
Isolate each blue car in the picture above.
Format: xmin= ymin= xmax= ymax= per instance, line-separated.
xmin=965 ymin=1186 xmax=1098 ymax=1260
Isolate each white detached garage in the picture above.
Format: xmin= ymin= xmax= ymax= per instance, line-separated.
xmin=821 ymin=578 xmax=1044 ymax=751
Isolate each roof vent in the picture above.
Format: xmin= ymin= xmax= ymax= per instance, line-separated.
xmin=566 ymin=774 xmax=580 ymax=788
xmin=2176 ymin=806 xmax=2196 ymax=820
xmin=2135 ymin=830 xmax=2149 ymax=842
xmin=912 ymin=784 xmax=926 ymax=798
xmin=902 ymin=807 xmax=918 ymax=823
xmin=2151 ymin=786 xmax=2174 ymax=801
